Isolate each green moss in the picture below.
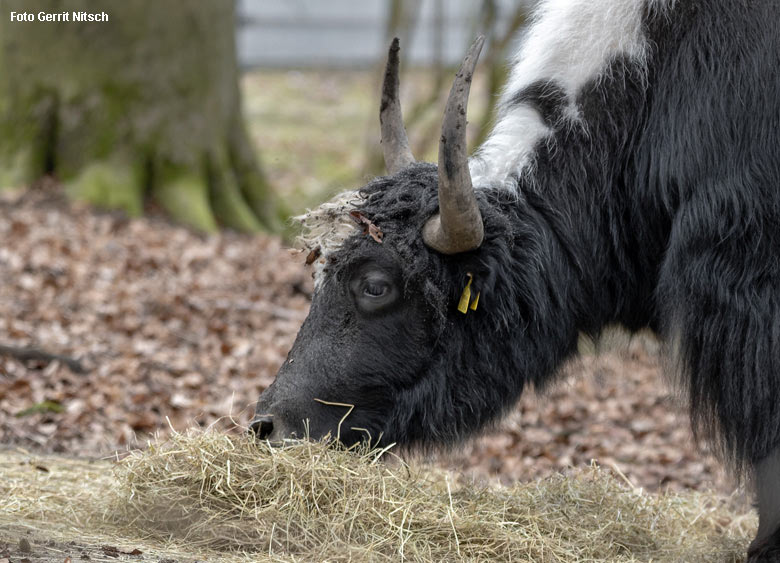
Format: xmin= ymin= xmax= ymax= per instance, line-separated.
xmin=0 ymin=90 xmax=56 ymax=189
xmin=237 ymin=169 xmax=284 ymax=232
xmin=64 ymin=159 xmax=144 ymax=216
xmin=0 ymin=147 xmax=36 ymax=190
xmin=208 ymin=150 xmax=262 ymax=233
xmin=228 ymin=122 xmax=282 ymax=232
xmin=155 ymin=167 xmax=218 ymax=233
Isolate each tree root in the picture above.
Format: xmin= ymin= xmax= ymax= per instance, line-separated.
xmin=208 ymin=147 xmax=263 ymax=232
xmin=155 ymin=166 xmax=218 ymax=233
xmin=64 ymin=157 xmax=145 ymax=217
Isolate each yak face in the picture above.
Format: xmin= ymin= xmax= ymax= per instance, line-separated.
xmin=251 ymin=199 xmax=438 ymax=446
xmin=250 ymin=162 xmax=529 ymax=448
xmin=251 ymin=165 xmax=481 ymax=447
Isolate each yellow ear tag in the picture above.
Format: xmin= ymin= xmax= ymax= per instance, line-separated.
xmin=457 ymin=274 xmax=473 ymax=314
xmin=470 ymin=291 xmax=480 ymax=311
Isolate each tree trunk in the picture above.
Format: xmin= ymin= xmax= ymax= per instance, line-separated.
xmin=0 ymin=0 xmax=279 ymax=232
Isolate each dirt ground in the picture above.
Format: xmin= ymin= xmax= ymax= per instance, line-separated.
xmin=0 ymin=185 xmax=739 ymax=502
xmin=0 ymin=526 xmax=178 ymax=563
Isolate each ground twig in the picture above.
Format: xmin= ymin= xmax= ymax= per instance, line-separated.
xmin=0 ymin=344 xmax=88 ymax=374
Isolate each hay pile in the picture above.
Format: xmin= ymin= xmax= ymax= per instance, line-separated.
xmin=111 ymin=431 xmax=753 ymax=562
xmin=0 ymin=431 xmax=756 ymax=562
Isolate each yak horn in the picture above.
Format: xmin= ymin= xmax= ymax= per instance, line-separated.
xmin=380 ymin=38 xmax=415 ymax=174
xmin=422 ymin=36 xmax=485 ymax=254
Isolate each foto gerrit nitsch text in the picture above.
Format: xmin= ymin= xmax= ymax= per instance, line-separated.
xmin=10 ymin=11 xmax=109 ymax=23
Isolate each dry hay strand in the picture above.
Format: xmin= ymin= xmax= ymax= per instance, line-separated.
xmin=0 ymin=450 xmax=111 ymax=522
xmin=101 ymin=429 xmax=754 ymax=562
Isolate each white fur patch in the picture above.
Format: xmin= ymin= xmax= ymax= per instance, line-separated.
xmin=470 ymin=105 xmax=551 ymax=188
xmin=294 ymin=190 xmax=364 ymax=288
xmin=471 ymin=0 xmax=670 ymax=189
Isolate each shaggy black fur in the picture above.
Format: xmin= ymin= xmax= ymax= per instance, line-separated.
xmin=255 ymin=0 xmax=780 ymax=556
xmin=346 ymin=164 xmax=583 ymax=448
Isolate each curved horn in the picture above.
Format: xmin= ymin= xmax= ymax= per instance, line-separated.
xmin=380 ymin=38 xmax=415 ymax=174
xmin=422 ymin=36 xmax=485 ymax=254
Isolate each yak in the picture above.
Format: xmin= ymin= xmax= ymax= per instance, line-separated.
xmin=251 ymin=1 xmax=780 ymax=559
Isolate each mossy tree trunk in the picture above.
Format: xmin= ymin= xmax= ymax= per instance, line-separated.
xmin=0 ymin=0 xmax=279 ymax=232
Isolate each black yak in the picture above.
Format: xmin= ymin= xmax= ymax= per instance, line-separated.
xmin=252 ymin=1 xmax=780 ymax=558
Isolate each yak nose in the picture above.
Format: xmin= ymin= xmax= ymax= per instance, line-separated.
xmin=249 ymin=415 xmax=274 ymax=440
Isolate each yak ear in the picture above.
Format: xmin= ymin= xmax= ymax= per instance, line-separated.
xmin=422 ymin=36 xmax=485 ymax=255
xmin=379 ymin=38 xmax=415 ymax=174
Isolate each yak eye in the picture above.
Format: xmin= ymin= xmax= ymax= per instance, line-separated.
xmin=363 ymin=281 xmax=388 ymax=297
xmin=349 ymin=267 xmax=400 ymax=313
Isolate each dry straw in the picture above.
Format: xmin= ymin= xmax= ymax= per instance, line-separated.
xmin=110 ymin=430 xmax=753 ymax=562
xmin=0 ymin=429 xmax=757 ymax=562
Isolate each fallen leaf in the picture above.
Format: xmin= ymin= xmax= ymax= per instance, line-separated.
xmin=349 ymin=211 xmax=383 ymax=243
xmin=101 ymin=545 xmax=120 ymax=557
xmin=305 ymin=246 xmax=321 ymax=265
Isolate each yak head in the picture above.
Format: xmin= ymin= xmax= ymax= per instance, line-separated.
xmin=251 ymin=38 xmax=530 ymax=449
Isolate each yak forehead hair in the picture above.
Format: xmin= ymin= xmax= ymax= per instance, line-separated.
xmin=293 ymin=190 xmax=364 ymax=287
